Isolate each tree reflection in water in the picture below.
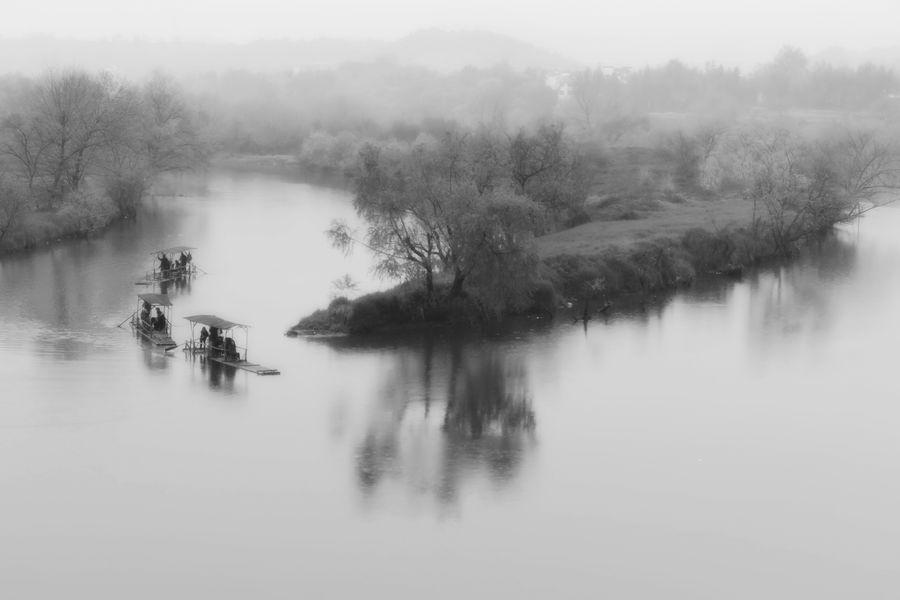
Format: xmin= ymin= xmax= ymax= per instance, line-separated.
xmin=746 ymin=231 xmax=858 ymax=342
xmin=351 ymin=334 xmax=536 ymax=506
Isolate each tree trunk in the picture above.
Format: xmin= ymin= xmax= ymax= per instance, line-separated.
xmin=449 ymin=268 xmax=465 ymax=297
xmin=424 ymin=267 xmax=434 ymax=300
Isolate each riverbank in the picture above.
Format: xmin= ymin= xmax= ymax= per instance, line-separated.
xmin=288 ymin=192 xmax=773 ymax=336
xmin=1 ymin=154 xmax=332 ymax=256
xmin=0 ymin=190 xmax=120 ymax=255
xmin=213 ymin=153 xmax=351 ymax=190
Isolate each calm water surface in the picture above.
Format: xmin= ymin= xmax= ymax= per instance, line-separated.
xmin=2 ymin=171 xmax=900 ymax=598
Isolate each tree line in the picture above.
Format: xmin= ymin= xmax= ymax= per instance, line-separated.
xmin=180 ymin=47 xmax=900 ymax=160
xmin=0 ymin=70 xmax=206 ymax=243
xmin=327 ymin=119 xmax=900 ymax=318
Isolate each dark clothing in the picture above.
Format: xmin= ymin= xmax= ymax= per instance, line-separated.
xmin=199 ymin=327 xmax=209 ymax=348
xmin=208 ymin=326 xmax=222 ymax=353
xmin=224 ymin=337 xmax=238 ymax=360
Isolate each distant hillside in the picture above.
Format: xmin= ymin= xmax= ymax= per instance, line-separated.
xmin=0 ymin=30 xmax=580 ymax=77
xmin=385 ymin=29 xmax=578 ymax=72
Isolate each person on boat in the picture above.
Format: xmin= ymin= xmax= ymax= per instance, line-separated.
xmin=208 ymin=326 xmax=221 ymax=353
xmin=224 ymin=337 xmax=238 ymax=360
xmin=199 ymin=326 xmax=209 ymax=349
xmin=140 ymin=305 xmax=151 ymax=329
xmin=159 ymin=254 xmax=171 ymax=275
xmin=154 ymin=308 xmax=167 ymax=332
xmin=179 ymin=252 xmax=190 ymax=269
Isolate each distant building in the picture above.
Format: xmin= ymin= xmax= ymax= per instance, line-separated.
xmin=544 ymin=65 xmax=630 ymax=100
xmin=544 ymin=71 xmax=573 ymax=99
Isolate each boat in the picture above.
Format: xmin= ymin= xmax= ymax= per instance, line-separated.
xmin=183 ymin=314 xmax=280 ymax=375
xmin=136 ymin=246 xmax=201 ymax=285
xmin=131 ymin=293 xmax=178 ymax=351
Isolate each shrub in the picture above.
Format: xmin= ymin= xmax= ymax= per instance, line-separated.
xmin=681 ymin=227 xmax=736 ymax=272
xmin=526 ymin=280 xmax=559 ymax=315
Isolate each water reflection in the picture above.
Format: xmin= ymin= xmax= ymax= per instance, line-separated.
xmin=140 ymin=343 xmax=171 ymax=371
xmin=157 ymin=275 xmax=192 ymax=297
xmin=186 ymin=353 xmax=238 ymax=393
xmin=745 ymin=232 xmax=858 ymax=343
xmin=32 ymin=329 xmax=111 ymax=360
xmin=338 ymin=334 xmax=536 ymax=506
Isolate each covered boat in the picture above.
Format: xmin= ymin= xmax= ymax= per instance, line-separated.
xmin=138 ymin=246 xmax=200 ymax=284
xmin=183 ymin=314 xmax=280 ymax=375
xmin=131 ymin=293 xmax=178 ymax=351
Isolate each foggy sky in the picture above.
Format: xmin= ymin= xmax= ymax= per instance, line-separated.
xmin=4 ymin=0 xmax=900 ymax=68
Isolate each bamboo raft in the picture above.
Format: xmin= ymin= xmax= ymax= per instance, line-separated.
xmin=131 ymin=293 xmax=178 ymax=351
xmin=136 ymin=246 xmax=204 ymax=285
xmin=183 ymin=315 xmax=281 ymax=376
xmin=208 ymin=357 xmax=280 ymax=375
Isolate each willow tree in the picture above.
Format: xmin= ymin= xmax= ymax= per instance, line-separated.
xmin=329 ymin=133 xmax=545 ymax=311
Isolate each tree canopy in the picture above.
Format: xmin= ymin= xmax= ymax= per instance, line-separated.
xmin=329 ymin=128 xmax=574 ymax=313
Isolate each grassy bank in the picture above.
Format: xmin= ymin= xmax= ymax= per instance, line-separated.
xmin=0 ymin=190 xmax=120 ymax=254
xmin=289 ymin=197 xmax=774 ymax=336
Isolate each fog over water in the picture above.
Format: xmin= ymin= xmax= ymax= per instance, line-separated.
xmin=3 ymin=172 xmax=900 ymax=597
xmin=4 ymin=2 xmax=900 ymax=596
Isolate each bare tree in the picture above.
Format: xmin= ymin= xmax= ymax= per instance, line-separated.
xmin=830 ymin=130 xmax=900 ymax=219
xmin=568 ymin=69 xmax=603 ymax=130
xmin=32 ymin=71 xmax=127 ymax=201
xmin=740 ymin=127 xmax=900 ymax=254
xmin=140 ymin=72 xmax=206 ymax=173
xmin=1 ymin=113 xmax=51 ymax=195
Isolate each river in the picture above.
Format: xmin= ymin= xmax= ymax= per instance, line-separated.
xmin=2 ymin=170 xmax=900 ymax=598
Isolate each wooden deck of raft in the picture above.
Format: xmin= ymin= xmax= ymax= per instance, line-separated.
xmin=207 ymin=355 xmax=281 ymax=375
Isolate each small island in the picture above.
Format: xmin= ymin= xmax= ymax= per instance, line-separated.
xmin=290 ymin=118 xmax=899 ymax=336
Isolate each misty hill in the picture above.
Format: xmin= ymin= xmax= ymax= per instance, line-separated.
xmin=0 ymin=30 xmax=579 ymax=77
xmin=387 ymin=29 xmax=578 ymax=72
xmin=812 ymin=46 xmax=900 ymax=72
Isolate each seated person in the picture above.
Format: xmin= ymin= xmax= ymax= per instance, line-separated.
xmin=224 ymin=337 xmax=239 ymax=360
xmin=208 ymin=326 xmax=222 ymax=354
xmin=154 ymin=308 xmax=167 ymax=332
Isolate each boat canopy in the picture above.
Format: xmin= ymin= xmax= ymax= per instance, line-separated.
xmin=151 ymin=246 xmax=196 ymax=255
xmin=138 ymin=293 xmax=173 ymax=306
xmin=184 ymin=314 xmax=246 ymax=330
